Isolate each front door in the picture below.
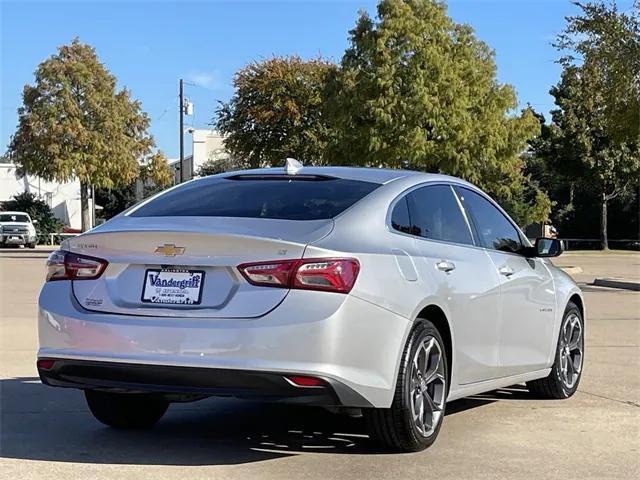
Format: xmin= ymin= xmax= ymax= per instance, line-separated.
xmin=454 ymin=187 xmax=556 ymax=377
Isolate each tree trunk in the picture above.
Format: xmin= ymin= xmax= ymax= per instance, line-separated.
xmin=600 ymin=192 xmax=609 ymax=250
xmin=80 ymin=182 xmax=92 ymax=232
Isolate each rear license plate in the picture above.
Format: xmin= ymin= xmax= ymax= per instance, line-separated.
xmin=141 ymin=269 xmax=205 ymax=305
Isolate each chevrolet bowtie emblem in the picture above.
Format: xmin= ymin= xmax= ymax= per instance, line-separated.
xmin=154 ymin=244 xmax=185 ymax=256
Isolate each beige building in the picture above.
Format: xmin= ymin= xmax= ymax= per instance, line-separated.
xmin=168 ymin=129 xmax=229 ymax=183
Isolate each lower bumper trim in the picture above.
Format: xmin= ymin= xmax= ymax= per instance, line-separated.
xmin=37 ymin=358 xmax=373 ymax=407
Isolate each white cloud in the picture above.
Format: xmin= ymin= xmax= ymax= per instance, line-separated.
xmin=186 ymin=70 xmax=223 ymax=90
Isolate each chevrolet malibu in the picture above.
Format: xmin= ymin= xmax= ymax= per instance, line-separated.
xmin=37 ymin=165 xmax=585 ymax=452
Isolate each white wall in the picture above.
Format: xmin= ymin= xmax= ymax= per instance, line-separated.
xmin=191 ymin=129 xmax=228 ymax=176
xmin=0 ymin=163 xmax=84 ymax=230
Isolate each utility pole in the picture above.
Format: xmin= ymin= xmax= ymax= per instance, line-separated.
xmin=179 ymin=78 xmax=184 ymax=183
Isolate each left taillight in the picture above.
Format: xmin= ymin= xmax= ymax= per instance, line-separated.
xmin=237 ymin=258 xmax=360 ymax=294
xmin=46 ymin=250 xmax=108 ymax=282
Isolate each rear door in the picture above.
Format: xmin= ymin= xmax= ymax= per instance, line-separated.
xmin=401 ymin=184 xmax=502 ymax=384
xmin=69 ymin=174 xmax=380 ymax=318
xmin=454 ymin=186 xmax=556 ymax=377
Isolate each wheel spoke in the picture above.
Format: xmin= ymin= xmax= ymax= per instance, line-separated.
xmin=568 ymin=318 xmax=582 ymax=351
xmin=421 ymin=339 xmax=434 ymax=376
xmin=566 ymin=354 xmax=575 ymax=379
xmin=424 ymin=346 xmax=441 ymax=384
xmin=563 ymin=321 xmax=572 ymax=345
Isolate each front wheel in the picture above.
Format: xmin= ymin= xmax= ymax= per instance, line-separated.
xmin=364 ymin=320 xmax=448 ymax=452
xmin=85 ymin=390 xmax=169 ymax=429
xmin=527 ymin=301 xmax=584 ymax=399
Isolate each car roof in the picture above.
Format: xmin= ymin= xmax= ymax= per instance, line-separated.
xmin=0 ymin=211 xmax=30 ymax=215
xmin=219 ymin=166 xmax=463 ymax=185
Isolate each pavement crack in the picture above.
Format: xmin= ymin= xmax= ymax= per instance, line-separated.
xmin=579 ymin=390 xmax=640 ymax=408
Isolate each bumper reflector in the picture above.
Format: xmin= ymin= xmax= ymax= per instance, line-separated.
xmin=37 ymin=359 xmax=56 ymax=370
xmin=284 ymin=375 xmax=326 ymax=388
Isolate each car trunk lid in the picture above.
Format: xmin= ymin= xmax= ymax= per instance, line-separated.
xmin=67 ymin=216 xmax=333 ymax=318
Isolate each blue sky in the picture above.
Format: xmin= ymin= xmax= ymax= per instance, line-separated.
xmin=1 ymin=0 xmax=634 ymax=159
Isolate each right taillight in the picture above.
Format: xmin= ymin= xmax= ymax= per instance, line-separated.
xmin=238 ymin=258 xmax=360 ymax=294
xmin=46 ymin=250 xmax=108 ymax=281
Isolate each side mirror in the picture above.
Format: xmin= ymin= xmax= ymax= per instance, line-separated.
xmin=32 ymin=219 xmax=38 ymax=224
xmin=533 ymin=237 xmax=563 ymax=257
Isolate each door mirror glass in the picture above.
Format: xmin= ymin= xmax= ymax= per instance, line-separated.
xmin=535 ymin=237 xmax=563 ymax=257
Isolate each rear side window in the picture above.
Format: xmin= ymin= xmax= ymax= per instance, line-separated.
xmin=390 ymin=197 xmax=413 ymax=234
xmin=390 ymin=184 xmax=473 ymax=245
xmin=130 ymin=177 xmax=380 ymax=220
xmin=454 ymin=187 xmax=522 ymax=254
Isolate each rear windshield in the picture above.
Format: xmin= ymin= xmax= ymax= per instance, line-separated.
xmin=0 ymin=214 xmax=29 ymax=222
xmin=130 ymin=176 xmax=381 ymax=220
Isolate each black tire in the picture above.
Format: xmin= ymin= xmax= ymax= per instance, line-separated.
xmin=527 ymin=301 xmax=584 ymax=399
xmin=85 ymin=390 xmax=169 ymax=429
xmin=364 ymin=319 xmax=448 ymax=452
xmin=27 ymin=243 xmax=36 ymax=249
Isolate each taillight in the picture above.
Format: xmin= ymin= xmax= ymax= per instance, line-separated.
xmin=238 ymin=258 xmax=360 ymax=294
xmin=46 ymin=250 xmax=108 ymax=281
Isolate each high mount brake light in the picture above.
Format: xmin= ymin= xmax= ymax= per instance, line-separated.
xmin=46 ymin=250 xmax=108 ymax=282
xmin=237 ymin=258 xmax=360 ymax=294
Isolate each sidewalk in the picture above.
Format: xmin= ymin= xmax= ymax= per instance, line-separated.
xmin=553 ymin=250 xmax=640 ymax=290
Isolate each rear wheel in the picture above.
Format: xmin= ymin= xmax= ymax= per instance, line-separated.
xmin=364 ymin=320 xmax=448 ymax=452
xmin=527 ymin=301 xmax=584 ymax=399
xmin=85 ymin=390 xmax=169 ymax=429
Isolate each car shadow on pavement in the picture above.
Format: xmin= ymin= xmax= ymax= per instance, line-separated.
xmin=0 ymin=377 xmax=519 ymax=465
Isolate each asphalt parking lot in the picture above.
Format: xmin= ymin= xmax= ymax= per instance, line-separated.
xmin=1 ymin=250 xmax=638 ymax=479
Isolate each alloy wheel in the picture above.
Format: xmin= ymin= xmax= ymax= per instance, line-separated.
xmin=558 ymin=312 xmax=583 ymax=389
xmin=409 ymin=336 xmax=446 ymax=437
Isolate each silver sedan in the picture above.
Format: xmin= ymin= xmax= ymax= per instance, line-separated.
xmin=37 ymin=165 xmax=584 ymax=452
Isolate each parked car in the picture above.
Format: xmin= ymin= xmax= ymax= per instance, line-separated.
xmin=0 ymin=211 xmax=37 ymax=248
xmin=36 ymin=165 xmax=584 ymax=452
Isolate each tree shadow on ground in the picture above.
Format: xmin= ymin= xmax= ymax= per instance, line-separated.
xmin=0 ymin=377 xmax=528 ymax=466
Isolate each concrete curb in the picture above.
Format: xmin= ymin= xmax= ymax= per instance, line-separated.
xmin=593 ymin=278 xmax=640 ymax=291
xmin=560 ymin=266 xmax=583 ymax=275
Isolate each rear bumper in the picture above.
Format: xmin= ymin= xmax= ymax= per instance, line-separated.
xmin=38 ymin=281 xmax=411 ymax=408
xmin=38 ymin=358 xmax=371 ymax=406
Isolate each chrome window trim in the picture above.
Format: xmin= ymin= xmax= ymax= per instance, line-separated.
xmin=385 ymin=181 xmax=478 ymax=250
xmin=386 ymin=180 xmax=531 ymax=257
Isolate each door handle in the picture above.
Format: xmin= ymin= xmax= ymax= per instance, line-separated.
xmin=436 ymin=260 xmax=456 ymax=273
xmin=499 ymin=266 xmax=515 ymax=277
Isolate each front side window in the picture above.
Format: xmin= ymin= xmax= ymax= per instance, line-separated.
xmin=391 ymin=185 xmax=473 ymax=245
xmin=455 ymin=187 xmax=522 ymax=254
xmin=130 ymin=176 xmax=381 ymax=220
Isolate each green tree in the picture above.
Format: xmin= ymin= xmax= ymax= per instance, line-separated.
xmin=8 ymin=38 xmax=169 ymax=231
xmin=196 ymin=156 xmax=248 ymax=177
xmin=2 ymin=192 xmax=62 ymax=239
xmin=326 ymin=0 xmax=547 ymax=225
xmin=215 ymin=56 xmax=338 ymax=168
xmin=547 ymin=1 xmax=640 ymax=249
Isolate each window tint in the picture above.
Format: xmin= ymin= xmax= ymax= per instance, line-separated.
xmin=390 ymin=197 xmax=412 ymax=234
xmin=131 ymin=177 xmax=380 ymax=220
xmin=404 ymin=185 xmax=473 ymax=245
xmin=455 ymin=187 xmax=522 ymax=254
